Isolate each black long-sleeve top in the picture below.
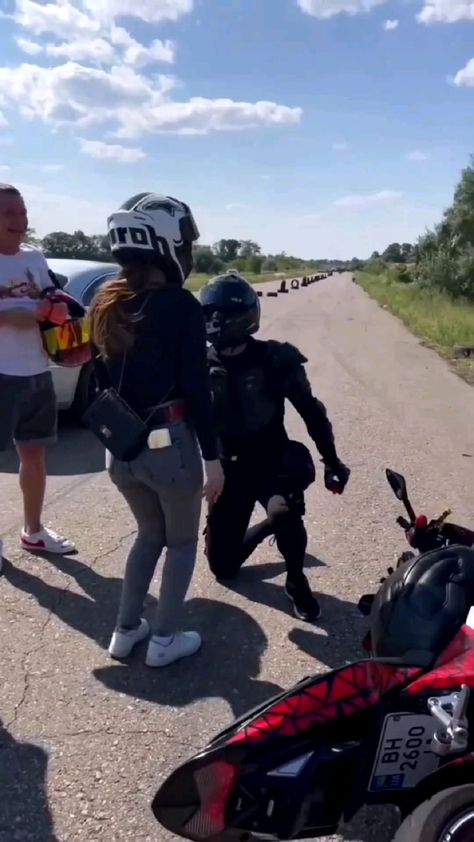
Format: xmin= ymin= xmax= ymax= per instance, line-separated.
xmin=94 ymin=286 xmax=217 ymax=461
xmin=208 ymin=338 xmax=339 ymax=466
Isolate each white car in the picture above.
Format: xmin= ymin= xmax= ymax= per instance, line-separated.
xmin=46 ymin=258 xmax=119 ymax=415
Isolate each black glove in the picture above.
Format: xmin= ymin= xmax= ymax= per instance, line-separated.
xmin=324 ymin=461 xmax=350 ymax=495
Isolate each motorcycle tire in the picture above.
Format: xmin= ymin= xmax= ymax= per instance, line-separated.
xmin=392 ymin=785 xmax=474 ymax=842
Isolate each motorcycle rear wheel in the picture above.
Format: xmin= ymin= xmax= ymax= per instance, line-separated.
xmin=393 ymin=785 xmax=474 ymax=842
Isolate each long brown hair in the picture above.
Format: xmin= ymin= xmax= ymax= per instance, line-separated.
xmin=89 ymin=264 xmax=166 ymax=359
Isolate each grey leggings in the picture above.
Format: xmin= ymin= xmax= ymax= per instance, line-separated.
xmin=109 ymin=423 xmax=203 ymax=636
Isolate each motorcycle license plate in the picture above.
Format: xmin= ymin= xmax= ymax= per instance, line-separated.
xmin=369 ymin=713 xmax=441 ymax=792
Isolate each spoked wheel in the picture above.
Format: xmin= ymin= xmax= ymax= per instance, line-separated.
xmin=393 ymin=785 xmax=474 ymax=841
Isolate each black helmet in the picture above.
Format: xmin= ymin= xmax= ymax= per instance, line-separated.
xmin=369 ymin=545 xmax=474 ymax=667
xmin=199 ymin=272 xmax=260 ymax=349
xmin=107 ymin=192 xmax=200 ymax=285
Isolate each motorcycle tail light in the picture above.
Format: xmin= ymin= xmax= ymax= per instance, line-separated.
xmin=415 ymin=514 xmax=428 ymax=529
xmin=183 ymin=761 xmax=238 ymax=839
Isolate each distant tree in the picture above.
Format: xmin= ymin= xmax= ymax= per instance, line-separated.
xmin=41 ymin=230 xmax=113 ymax=261
xmin=42 ymin=231 xmax=82 ymax=259
xmin=383 ymin=242 xmax=403 ymax=263
xmin=213 ymin=238 xmax=241 ymax=263
xmin=246 ymin=255 xmax=264 ymax=275
xmin=239 ymin=240 xmax=261 ymax=258
xmin=401 ymin=242 xmax=414 ymax=263
xmin=413 ymin=154 xmax=474 ymax=299
xmin=90 ymin=234 xmax=113 ymax=261
xmin=25 ymin=227 xmax=42 ymax=247
xmin=370 ymin=250 xmax=380 ymax=260
xmin=262 ymin=257 xmax=278 ymax=272
xmin=194 ymin=248 xmax=220 ymax=274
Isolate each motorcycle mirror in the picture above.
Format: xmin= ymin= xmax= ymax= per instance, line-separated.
xmin=386 ymin=469 xmax=416 ymax=521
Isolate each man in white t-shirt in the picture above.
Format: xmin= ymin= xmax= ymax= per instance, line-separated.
xmin=0 ymin=184 xmax=75 ymax=559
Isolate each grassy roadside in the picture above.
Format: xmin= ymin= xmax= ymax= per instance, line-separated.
xmin=356 ymin=271 xmax=474 ymax=384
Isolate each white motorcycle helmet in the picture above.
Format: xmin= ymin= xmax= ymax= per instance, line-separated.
xmin=107 ymin=193 xmax=200 ymax=285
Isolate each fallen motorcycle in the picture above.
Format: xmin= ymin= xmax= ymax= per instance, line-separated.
xmin=152 ymin=471 xmax=474 ymax=842
xmin=358 ymin=468 xmax=474 ymax=618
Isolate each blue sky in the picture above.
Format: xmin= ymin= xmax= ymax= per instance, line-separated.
xmin=0 ymin=0 xmax=472 ymax=258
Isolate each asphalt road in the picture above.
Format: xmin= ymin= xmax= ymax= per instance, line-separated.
xmin=1 ymin=273 xmax=474 ymax=842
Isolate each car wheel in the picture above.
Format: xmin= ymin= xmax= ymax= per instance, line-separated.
xmin=70 ymin=362 xmax=98 ymax=422
xmin=392 ymin=785 xmax=474 ymax=842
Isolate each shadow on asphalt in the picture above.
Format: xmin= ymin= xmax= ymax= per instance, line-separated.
xmin=221 ymin=553 xmax=366 ymax=667
xmin=289 ymin=589 xmax=367 ymax=668
xmin=3 ymin=554 xmax=283 ymax=719
xmin=94 ymin=596 xmax=284 ymax=718
xmin=0 ymin=719 xmax=59 ymax=841
xmin=3 ymin=554 xmax=120 ymax=648
xmin=221 ymin=552 xmax=327 ymax=616
xmin=0 ymin=416 xmax=104 ymax=476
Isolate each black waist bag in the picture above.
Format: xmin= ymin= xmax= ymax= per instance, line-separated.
xmin=82 ymin=387 xmax=149 ymax=462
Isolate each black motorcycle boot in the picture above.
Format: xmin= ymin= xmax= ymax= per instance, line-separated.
xmin=285 ymin=574 xmax=321 ymax=622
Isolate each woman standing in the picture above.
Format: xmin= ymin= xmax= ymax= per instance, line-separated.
xmin=89 ymin=193 xmax=224 ymax=668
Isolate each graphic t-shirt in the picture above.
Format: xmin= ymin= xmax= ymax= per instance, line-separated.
xmin=0 ymin=245 xmax=52 ymax=376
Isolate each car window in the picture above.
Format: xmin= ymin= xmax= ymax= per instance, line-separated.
xmin=82 ymin=273 xmax=118 ymax=307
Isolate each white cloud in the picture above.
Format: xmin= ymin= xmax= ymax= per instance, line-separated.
xmin=0 ymin=165 xmax=11 ymax=173
xmin=383 ymin=18 xmax=399 ymax=29
xmin=16 ymin=36 xmax=43 ymax=54
xmin=0 ymin=62 xmax=174 ymax=126
xmin=417 ymin=0 xmax=474 ymax=23
xmin=453 ymin=58 xmax=474 ymax=87
xmin=333 ymin=190 xmax=403 ymax=208
xmin=4 ymin=1 xmax=301 ymax=157
xmin=46 ymin=37 xmax=117 ymax=63
xmin=41 ymin=163 xmax=64 ymax=172
xmin=406 ymin=149 xmax=430 ymax=162
xmin=0 ymin=112 xmax=8 ymax=128
xmin=116 ymin=97 xmax=303 ymax=138
xmin=12 ymin=0 xmax=193 ymax=36
xmin=79 ymin=138 xmax=146 ymax=162
xmin=0 ymin=61 xmax=302 ymax=136
xmin=12 ymin=1 xmax=177 ymax=68
xmin=332 ymin=141 xmax=349 ymax=151
xmin=13 ymin=0 xmax=100 ymax=39
xmin=81 ymin=0 xmax=193 ymax=24
xmin=297 ymin=0 xmax=387 ymax=19
xmin=19 ymin=34 xmax=175 ymax=67
xmin=110 ymin=27 xmax=175 ymax=66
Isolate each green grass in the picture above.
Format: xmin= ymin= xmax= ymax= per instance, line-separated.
xmin=357 ymin=271 xmax=474 ymax=382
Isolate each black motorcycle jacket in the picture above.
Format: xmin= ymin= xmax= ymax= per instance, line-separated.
xmin=207 ymin=337 xmax=339 ymax=466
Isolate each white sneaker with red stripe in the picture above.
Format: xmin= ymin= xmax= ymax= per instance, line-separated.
xmin=20 ymin=527 xmax=75 ymax=555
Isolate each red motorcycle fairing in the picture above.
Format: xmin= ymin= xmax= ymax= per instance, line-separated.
xmin=228 ymin=660 xmax=421 ymax=746
xmin=405 ymin=625 xmax=474 ymax=695
xmin=152 ymin=660 xmax=422 ymax=842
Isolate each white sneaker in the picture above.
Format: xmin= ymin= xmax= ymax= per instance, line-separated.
xmin=145 ymin=631 xmax=202 ymax=668
xmin=108 ymin=618 xmax=150 ymax=659
xmin=21 ymin=527 xmax=76 ymax=555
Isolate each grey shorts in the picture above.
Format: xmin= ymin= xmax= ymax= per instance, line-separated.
xmin=0 ymin=371 xmax=57 ymax=452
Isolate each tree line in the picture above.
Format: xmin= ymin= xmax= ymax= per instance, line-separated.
xmin=364 ymin=155 xmax=474 ymax=300
xmin=27 ymin=229 xmax=358 ymax=276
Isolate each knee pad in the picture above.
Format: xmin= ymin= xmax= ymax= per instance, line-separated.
xmin=266 ymin=495 xmax=290 ymax=521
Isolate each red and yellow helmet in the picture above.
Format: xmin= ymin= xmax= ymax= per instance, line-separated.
xmin=39 ymin=290 xmax=92 ymax=368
